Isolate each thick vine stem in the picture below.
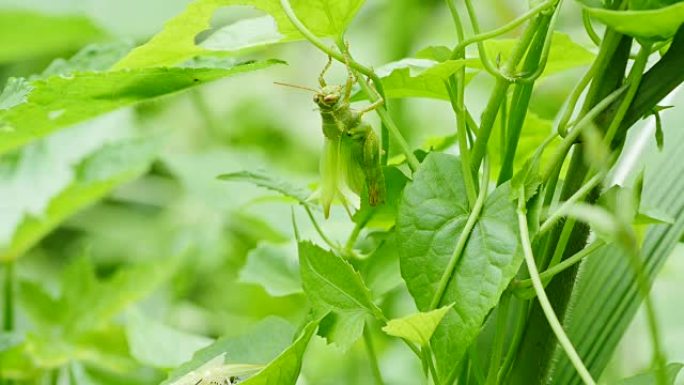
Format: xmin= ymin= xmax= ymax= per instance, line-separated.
xmin=516 ymin=189 xmax=596 ymax=385
xmin=279 ymin=0 xmax=420 ymax=171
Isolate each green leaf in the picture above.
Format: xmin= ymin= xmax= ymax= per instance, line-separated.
xmin=0 ymin=111 xmax=160 ymax=261
xmin=396 ymin=152 xmax=521 ymax=381
xmin=0 ymin=59 xmax=282 ymax=155
xmin=0 ymin=10 xmax=107 ymax=63
xmin=238 ymin=318 xmax=319 ymax=385
xmin=489 ymin=110 xmax=556 ymax=179
xmin=382 ymin=305 xmax=453 ymax=346
xmin=369 ymin=58 xmax=471 ymax=100
xmin=298 ymin=241 xmax=382 ymax=319
xmin=41 ymin=42 xmax=133 ymax=77
xmin=217 ymin=169 xmax=313 ymax=207
xmin=126 ymin=310 xmax=214 ymax=369
xmin=317 ymin=311 xmax=366 ymax=351
xmin=617 ymin=363 xmax=683 ymax=384
xmin=239 ymin=241 xmax=303 ymax=297
xmin=114 ymin=0 xmax=366 ymax=69
xmin=582 ymin=2 xmax=684 ymax=40
xmin=360 ymin=232 xmax=403 ymax=298
xmin=163 ymin=317 xmax=295 ymax=385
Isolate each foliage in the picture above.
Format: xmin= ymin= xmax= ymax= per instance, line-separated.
xmin=1 ymin=0 xmax=683 ymax=385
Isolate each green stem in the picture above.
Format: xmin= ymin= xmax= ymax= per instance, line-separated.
xmin=445 ymin=3 xmax=478 ymax=206
xmin=542 ymin=84 xmax=628 ymax=182
xmin=623 ymin=247 xmax=667 ymax=385
xmin=429 ymin=159 xmax=489 ymax=310
xmin=364 ymin=324 xmax=385 ymax=385
xmin=304 ymin=206 xmax=339 ymax=252
xmin=498 ymin=301 xmax=530 ymax=382
xmin=450 ymin=0 xmax=558 ymax=59
xmin=582 ymin=10 xmax=601 ymax=46
xmin=516 ymin=189 xmax=596 ymax=385
xmin=470 ymin=16 xmax=544 ymax=174
xmin=603 ymin=42 xmax=652 ymax=147
xmin=538 ymin=172 xmax=604 ymax=235
xmin=485 ymin=293 xmax=511 ymax=385
xmin=513 ymin=240 xmax=605 ymax=291
xmin=3 ymin=261 xmax=14 ymax=332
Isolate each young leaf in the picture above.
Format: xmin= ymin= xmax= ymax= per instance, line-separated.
xmin=239 ymin=241 xmax=303 ymax=297
xmin=396 ymin=152 xmax=521 ymax=380
xmin=298 ymin=241 xmax=383 ymax=319
xmin=581 ymin=2 xmax=684 ymax=40
xmin=0 ymin=10 xmax=107 ymax=63
xmin=126 ymin=310 xmax=214 ymax=369
xmin=616 ymin=363 xmax=683 ymax=385
xmin=0 ymin=60 xmax=282 ymax=155
xmin=382 ymin=305 xmax=453 ymax=346
xmin=217 ymin=169 xmax=313 ymax=207
xmin=114 ymin=0 xmax=366 ymax=69
xmin=353 ymin=166 xmax=409 ymax=229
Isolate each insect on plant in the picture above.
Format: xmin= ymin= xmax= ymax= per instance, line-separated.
xmin=276 ymin=51 xmax=386 ymax=218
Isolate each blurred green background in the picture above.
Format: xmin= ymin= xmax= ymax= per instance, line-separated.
xmin=0 ymin=0 xmax=682 ymax=384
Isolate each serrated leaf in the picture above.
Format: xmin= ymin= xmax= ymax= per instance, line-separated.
xmin=317 ymin=311 xmax=366 ymax=351
xmin=396 ymin=152 xmax=521 ymax=381
xmin=239 ymin=241 xmax=302 ymax=297
xmin=217 ymin=169 xmax=313 ymax=207
xmin=298 ymin=241 xmax=383 ymax=319
xmin=163 ymin=317 xmax=295 ymax=385
xmin=617 ymin=362 xmax=683 ymax=385
xmin=126 ymin=310 xmax=214 ymax=369
xmin=114 ymin=0 xmax=366 ymax=69
xmin=382 ymin=305 xmax=452 ymax=346
xmin=0 ymin=59 xmax=282 ymax=155
xmin=582 ymin=2 xmax=684 ymax=40
xmin=0 ymin=10 xmax=107 ymax=63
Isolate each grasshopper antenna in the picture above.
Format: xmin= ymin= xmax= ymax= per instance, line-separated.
xmin=274 ymin=82 xmax=318 ymax=93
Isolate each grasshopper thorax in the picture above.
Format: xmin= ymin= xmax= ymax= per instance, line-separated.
xmin=313 ymin=85 xmax=344 ymax=111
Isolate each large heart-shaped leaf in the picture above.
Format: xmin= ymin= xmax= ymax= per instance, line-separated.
xmin=396 ymin=152 xmax=521 ymax=381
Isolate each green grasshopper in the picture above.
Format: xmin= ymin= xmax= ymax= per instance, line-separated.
xmin=277 ymin=55 xmax=386 ymax=217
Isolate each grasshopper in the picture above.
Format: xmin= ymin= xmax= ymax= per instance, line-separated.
xmin=277 ymin=55 xmax=386 ymax=217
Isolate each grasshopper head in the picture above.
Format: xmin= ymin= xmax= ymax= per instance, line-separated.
xmin=314 ymin=85 xmax=344 ymax=110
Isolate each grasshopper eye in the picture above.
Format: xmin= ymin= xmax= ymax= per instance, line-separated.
xmin=323 ymin=94 xmax=339 ymax=104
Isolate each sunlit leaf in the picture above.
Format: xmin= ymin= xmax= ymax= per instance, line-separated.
xmin=0 ymin=59 xmax=282 ymax=155
xmin=616 ymin=363 xmax=683 ymax=384
xmin=0 ymin=10 xmax=106 ymax=63
xmin=114 ymin=0 xmax=366 ymax=69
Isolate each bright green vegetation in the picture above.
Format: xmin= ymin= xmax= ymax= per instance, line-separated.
xmin=1 ymin=1 xmax=684 ymax=384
